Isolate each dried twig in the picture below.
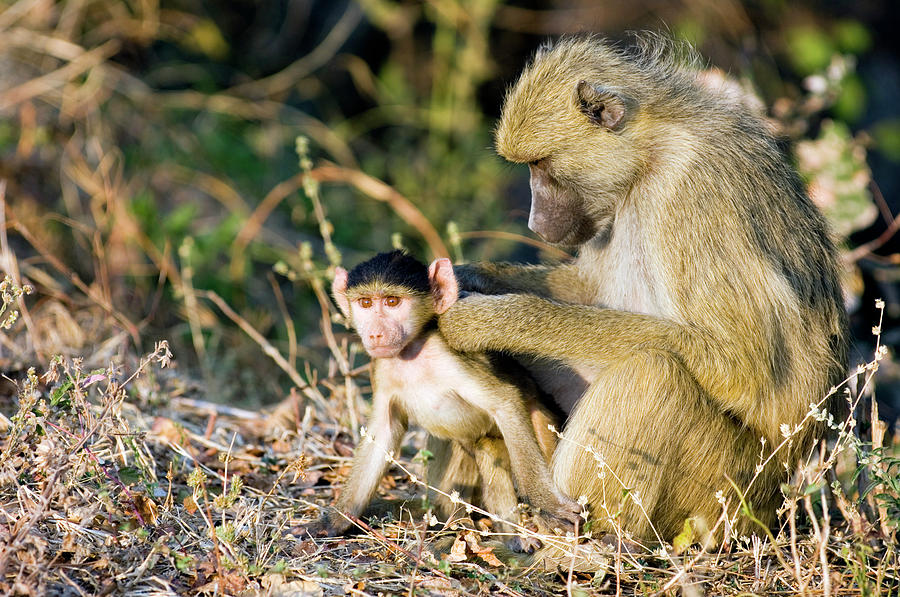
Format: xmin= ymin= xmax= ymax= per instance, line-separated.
xmin=200 ymin=290 xmax=331 ymax=416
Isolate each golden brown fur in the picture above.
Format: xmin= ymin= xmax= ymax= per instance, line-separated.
xmin=439 ymin=34 xmax=848 ymax=546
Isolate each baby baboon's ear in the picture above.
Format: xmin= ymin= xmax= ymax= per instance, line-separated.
xmin=576 ymin=80 xmax=634 ymax=131
xmin=331 ymin=267 xmax=352 ymax=318
xmin=428 ymin=258 xmax=458 ymax=315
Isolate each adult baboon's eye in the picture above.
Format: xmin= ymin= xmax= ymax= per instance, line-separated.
xmin=384 ymin=296 xmax=401 ymax=307
xmin=358 ymin=297 xmax=373 ymax=308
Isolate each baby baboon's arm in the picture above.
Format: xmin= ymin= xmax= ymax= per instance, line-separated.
xmin=471 ymin=437 xmax=541 ymax=552
xmin=461 ymin=360 xmax=581 ymax=528
xmin=307 ymin=394 xmax=408 ymax=536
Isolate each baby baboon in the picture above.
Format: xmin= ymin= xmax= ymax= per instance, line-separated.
xmin=438 ymin=35 xmax=848 ymax=545
xmin=298 ymin=251 xmax=578 ymax=551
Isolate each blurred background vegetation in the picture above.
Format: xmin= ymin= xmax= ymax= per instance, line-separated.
xmin=1 ymin=0 xmax=898 ymax=421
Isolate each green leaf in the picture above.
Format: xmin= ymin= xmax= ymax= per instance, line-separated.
xmin=672 ymin=518 xmax=695 ymax=554
xmin=786 ymin=26 xmax=835 ymax=75
xmin=414 ymin=448 xmax=434 ymax=465
xmin=50 ymin=381 xmax=73 ymax=406
xmin=0 ymin=121 xmax=16 ymax=149
xmin=164 ymin=203 xmax=197 ymax=238
xmin=175 ymin=552 xmax=195 ymax=573
xmin=833 ymin=20 xmax=872 ymax=54
xmin=872 ymin=119 xmax=900 ymax=162
xmin=180 ymin=19 xmax=229 ymax=61
xmin=833 ymin=74 xmax=867 ymax=123
xmin=802 ymin=482 xmax=824 ymax=495
xmin=117 ymin=466 xmax=142 ymax=485
xmin=674 ymin=19 xmax=705 ymax=46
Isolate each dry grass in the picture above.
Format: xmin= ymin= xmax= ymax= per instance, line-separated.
xmin=1 ymin=234 xmax=898 ymax=595
xmin=0 ymin=1 xmax=898 ymax=595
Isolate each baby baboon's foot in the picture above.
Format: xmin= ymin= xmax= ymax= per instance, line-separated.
xmin=286 ymin=512 xmax=348 ymax=539
xmin=507 ymin=533 xmax=542 ymax=554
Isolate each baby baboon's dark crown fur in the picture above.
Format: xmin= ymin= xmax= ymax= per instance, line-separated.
xmin=346 ymin=250 xmax=430 ymax=295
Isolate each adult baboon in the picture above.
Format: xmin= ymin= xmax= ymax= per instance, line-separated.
xmin=438 ymin=35 xmax=848 ymax=543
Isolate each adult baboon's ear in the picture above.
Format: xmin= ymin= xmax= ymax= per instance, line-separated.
xmin=576 ymin=80 xmax=634 ymax=131
xmin=331 ymin=267 xmax=352 ymax=318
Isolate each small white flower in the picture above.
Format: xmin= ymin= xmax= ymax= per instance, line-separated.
xmin=804 ymin=74 xmax=827 ymax=94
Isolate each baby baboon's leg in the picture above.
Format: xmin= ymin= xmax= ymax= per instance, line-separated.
xmin=473 ymin=437 xmax=541 ymax=552
xmin=425 ymin=436 xmax=480 ymax=520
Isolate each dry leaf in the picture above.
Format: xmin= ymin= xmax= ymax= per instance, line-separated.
xmin=133 ymin=493 xmax=159 ymax=525
xmin=60 ymin=532 xmax=77 ymax=553
xmin=446 ymin=534 xmax=468 ymax=563
xmin=256 ymin=574 xmax=324 ymax=597
xmin=151 ymin=417 xmax=186 ymax=446
xmin=417 ymin=577 xmax=455 ymax=593
xmin=445 ymin=531 xmax=504 ymax=566
xmin=183 ymin=495 xmax=199 ymax=515
xmin=269 ymin=580 xmax=324 ymax=597
xmin=271 ymin=439 xmax=293 ymax=453
xmin=463 ymin=531 xmax=503 ymax=567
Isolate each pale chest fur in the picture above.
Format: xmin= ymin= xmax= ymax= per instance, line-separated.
xmin=373 ymin=334 xmax=495 ymax=441
xmin=528 ymin=209 xmax=679 ymax=409
xmin=583 ymin=207 xmax=677 ymax=319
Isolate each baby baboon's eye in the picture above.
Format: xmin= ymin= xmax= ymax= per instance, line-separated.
xmin=358 ymin=297 xmax=373 ymax=308
xmin=384 ymin=296 xmax=401 ymax=307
